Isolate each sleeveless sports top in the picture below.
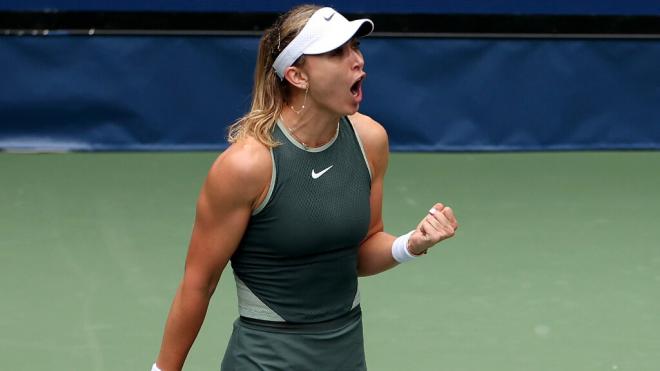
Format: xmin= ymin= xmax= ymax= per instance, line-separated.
xmin=230 ymin=116 xmax=372 ymax=323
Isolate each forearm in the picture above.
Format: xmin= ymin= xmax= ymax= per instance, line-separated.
xmin=357 ymin=231 xmax=397 ymax=276
xmin=155 ymin=283 xmax=212 ymax=371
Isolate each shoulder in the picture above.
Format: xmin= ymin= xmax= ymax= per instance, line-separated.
xmin=348 ymin=112 xmax=388 ymax=150
xmin=348 ymin=112 xmax=389 ymax=177
xmin=204 ymin=136 xmax=272 ymax=208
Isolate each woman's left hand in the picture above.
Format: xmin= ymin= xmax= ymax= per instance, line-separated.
xmin=408 ymin=203 xmax=459 ymax=255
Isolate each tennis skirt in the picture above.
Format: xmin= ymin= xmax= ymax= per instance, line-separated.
xmin=220 ymin=307 xmax=366 ymax=371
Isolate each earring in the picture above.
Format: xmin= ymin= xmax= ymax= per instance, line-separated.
xmin=291 ymin=85 xmax=308 ymax=115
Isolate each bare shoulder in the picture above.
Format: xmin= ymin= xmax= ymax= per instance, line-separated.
xmin=205 ymin=136 xmax=272 ymax=208
xmin=348 ymin=112 xmax=388 ymax=149
xmin=348 ymin=112 xmax=389 ymax=176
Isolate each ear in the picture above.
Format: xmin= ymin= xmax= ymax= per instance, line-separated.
xmin=283 ymin=66 xmax=309 ymax=90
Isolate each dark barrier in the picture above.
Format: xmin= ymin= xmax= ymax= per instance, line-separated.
xmin=1 ymin=36 xmax=659 ymax=151
xmin=3 ymin=0 xmax=660 ymax=15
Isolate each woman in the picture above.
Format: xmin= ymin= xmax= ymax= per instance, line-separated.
xmin=152 ymin=5 xmax=458 ymax=371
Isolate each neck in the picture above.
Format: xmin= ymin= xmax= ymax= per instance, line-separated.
xmin=281 ymin=105 xmax=341 ymax=148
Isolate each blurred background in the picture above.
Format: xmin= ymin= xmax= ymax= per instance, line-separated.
xmin=2 ymin=0 xmax=660 ymax=152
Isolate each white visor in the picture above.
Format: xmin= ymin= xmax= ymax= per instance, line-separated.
xmin=272 ymin=7 xmax=374 ymax=79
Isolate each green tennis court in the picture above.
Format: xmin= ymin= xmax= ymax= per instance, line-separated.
xmin=1 ymin=151 xmax=659 ymax=370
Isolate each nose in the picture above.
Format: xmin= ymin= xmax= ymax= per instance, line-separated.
xmin=351 ymin=49 xmax=364 ymax=71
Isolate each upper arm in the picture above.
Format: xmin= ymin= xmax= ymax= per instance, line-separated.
xmin=182 ymin=139 xmax=271 ymax=294
xmin=349 ymin=112 xmax=389 ymax=239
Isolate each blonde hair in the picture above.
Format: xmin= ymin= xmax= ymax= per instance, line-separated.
xmin=227 ymin=4 xmax=321 ymax=147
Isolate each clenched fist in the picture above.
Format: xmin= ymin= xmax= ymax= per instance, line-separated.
xmin=408 ymin=203 xmax=459 ymax=255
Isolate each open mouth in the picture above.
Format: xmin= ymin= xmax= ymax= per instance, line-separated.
xmin=350 ymin=75 xmax=365 ymax=97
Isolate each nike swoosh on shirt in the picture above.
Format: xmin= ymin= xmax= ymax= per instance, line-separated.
xmin=324 ymin=12 xmax=335 ymax=21
xmin=311 ymin=165 xmax=333 ymax=179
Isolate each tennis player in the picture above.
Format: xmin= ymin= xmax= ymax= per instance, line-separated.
xmin=152 ymin=5 xmax=459 ymax=370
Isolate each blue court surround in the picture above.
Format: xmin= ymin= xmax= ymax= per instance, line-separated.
xmin=1 ymin=36 xmax=659 ymax=152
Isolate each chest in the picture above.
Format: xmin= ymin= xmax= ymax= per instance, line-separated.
xmin=250 ymin=140 xmax=372 ymax=257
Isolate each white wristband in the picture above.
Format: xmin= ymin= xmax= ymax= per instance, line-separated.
xmin=151 ymin=363 xmax=162 ymax=371
xmin=391 ymin=230 xmax=417 ymax=263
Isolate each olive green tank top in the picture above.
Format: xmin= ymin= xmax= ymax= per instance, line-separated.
xmin=230 ymin=116 xmax=372 ymax=323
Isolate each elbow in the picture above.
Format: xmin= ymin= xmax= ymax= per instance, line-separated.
xmin=357 ymin=270 xmax=377 ymax=277
xmin=181 ymin=269 xmax=222 ymax=299
xmin=357 ymin=261 xmax=388 ymax=277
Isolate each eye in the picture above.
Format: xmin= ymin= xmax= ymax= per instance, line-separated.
xmin=325 ymin=40 xmax=359 ymax=58
xmin=327 ymin=46 xmax=344 ymax=57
